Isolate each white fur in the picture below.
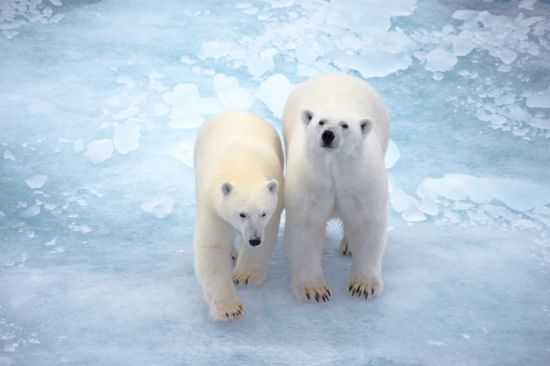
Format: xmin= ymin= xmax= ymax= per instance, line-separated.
xmin=282 ymin=73 xmax=391 ymax=302
xmin=193 ymin=110 xmax=284 ymax=321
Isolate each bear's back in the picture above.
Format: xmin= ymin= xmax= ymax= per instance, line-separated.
xmin=194 ymin=110 xmax=284 ymax=199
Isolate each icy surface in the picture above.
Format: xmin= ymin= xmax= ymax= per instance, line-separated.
xmin=24 ymin=175 xmax=48 ymax=189
xmin=1 ymin=0 xmax=550 ymax=365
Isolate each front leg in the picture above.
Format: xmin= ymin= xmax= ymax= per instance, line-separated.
xmin=233 ymin=211 xmax=281 ymax=286
xmin=284 ymin=206 xmax=332 ymax=302
xmin=343 ymin=216 xmax=387 ymax=300
xmin=193 ymin=213 xmax=244 ymax=321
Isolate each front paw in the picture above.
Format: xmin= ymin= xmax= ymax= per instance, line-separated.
xmin=293 ymin=281 xmax=331 ymax=302
xmin=232 ymin=268 xmax=266 ymax=286
xmin=209 ymin=297 xmax=245 ymax=322
xmin=339 ymin=238 xmax=352 ymax=256
xmin=347 ymin=275 xmax=383 ymax=300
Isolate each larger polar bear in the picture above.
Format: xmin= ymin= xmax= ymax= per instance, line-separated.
xmin=282 ymin=73 xmax=390 ymax=302
xmin=193 ymin=110 xmax=284 ymax=321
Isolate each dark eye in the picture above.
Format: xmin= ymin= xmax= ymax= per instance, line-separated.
xmin=261 ymin=212 xmax=267 ymax=218
xmin=319 ymin=120 xmax=325 ymax=126
xmin=239 ymin=213 xmax=246 ymax=218
xmin=341 ymin=123 xmax=348 ymax=129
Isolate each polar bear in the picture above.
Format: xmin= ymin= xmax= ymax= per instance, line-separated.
xmin=282 ymin=73 xmax=390 ymax=302
xmin=193 ymin=110 xmax=284 ymax=321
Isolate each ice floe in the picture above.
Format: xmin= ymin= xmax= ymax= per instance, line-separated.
xmin=213 ymin=74 xmax=255 ymax=109
xmin=25 ymin=175 xmax=48 ymax=189
xmin=85 ymin=139 xmax=114 ymax=164
xmin=141 ymin=196 xmax=174 ymax=219
xmin=257 ymin=74 xmax=294 ymax=118
xmin=113 ymin=123 xmax=141 ymax=154
xmin=3 ymin=149 xmax=16 ymax=161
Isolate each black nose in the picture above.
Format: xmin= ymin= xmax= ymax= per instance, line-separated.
xmin=249 ymin=239 xmax=261 ymax=246
xmin=322 ymin=130 xmax=335 ymax=144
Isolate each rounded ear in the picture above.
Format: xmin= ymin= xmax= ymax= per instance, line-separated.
xmin=267 ymin=180 xmax=278 ymax=194
xmin=301 ymin=110 xmax=314 ymax=126
xmin=221 ymin=182 xmax=233 ymax=196
xmin=360 ymin=119 xmax=373 ymax=136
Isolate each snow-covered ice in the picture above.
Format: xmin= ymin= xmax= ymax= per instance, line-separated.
xmin=1 ymin=0 xmax=549 ymax=365
xmin=141 ymin=196 xmax=174 ymax=219
xmin=24 ymin=175 xmax=48 ymax=189
xmin=84 ymin=139 xmax=114 ymax=164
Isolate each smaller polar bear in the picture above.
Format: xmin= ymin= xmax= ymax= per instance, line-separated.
xmin=193 ymin=110 xmax=284 ymax=321
xmin=282 ymin=73 xmax=390 ymax=302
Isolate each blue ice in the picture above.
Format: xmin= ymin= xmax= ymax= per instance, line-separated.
xmin=1 ymin=0 xmax=549 ymax=365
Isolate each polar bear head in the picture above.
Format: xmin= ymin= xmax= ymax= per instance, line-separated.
xmin=301 ymin=108 xmax=373 ymax=156
xmin=217 ymin=180 xmax=279 ymax=247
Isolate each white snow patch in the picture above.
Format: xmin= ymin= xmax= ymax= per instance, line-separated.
xmin=390 ymin=189 xmax=418 ymax=213
xmin=165 ymin=133 xmax=196 ymax=168
xmin=3 ymin=149 xmax=15 ymax=161
xmin=180 ymin=55 xmax=196 ymax=65
xmin=213 ymin=74 xmax=255 ymax=109
xmin=73 ymin=139 xmax=84 ymax=153
xmin=85 ymin=139 xmax=113 ymax=164
xmin=334 ymin=52 xmax=412 ymax=78
xmin=45 ymin=237 xmax=57 ymax=246
xmin=245 ymin=49 xmax=276 ymax=77
xmin=162 ymin=83 xmax=223 ymax=129
xmin=112 ymin=105 xmax=139 ymax=120
xmin=25 ymin=175 xmax=48 ymax=189
xmin=257 ymin=74 xmax=294 ymax=118
xmin=402 ymin=206 xmax=427 ymax=222
xmin=154 ymin=103 xmax=170 ymax=116
xmin=20 ymin=205 xmax=40 ymax=218
xmin=385 ymin=140 xmax=400 ymax=169
xmin=113 ymin=123 xmax=141 ymax=154
xmin=49 ymin=0 xmax=62 ymax=6
xmin=526 ymin=91 xmax=550 ymax=109
xmin=425 ymin=48 xmax=457 ymax=73
xmin=428 ymin=340 xmax=448 ymax=347
xmin=418 ymin=174 xmax=550 ymax=212
xmin=0 ymin=210 xmax=6 ymax=219
xmin=518 ymin=0 xmax=537 ymax=10
xmin=265 ymin=0 xmax=294 ymax=8
xmin=141 ymin=196 xmax=174 ymax=219
xmin=68 ymin=224 xmax=92 ymax=233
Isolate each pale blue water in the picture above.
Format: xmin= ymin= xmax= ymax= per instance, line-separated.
xmin=1 ymin=1 xmax=549 ymax=365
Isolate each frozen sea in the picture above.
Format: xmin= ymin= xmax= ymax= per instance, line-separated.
xmin=1 ymin=0 xmax=550 ymax=365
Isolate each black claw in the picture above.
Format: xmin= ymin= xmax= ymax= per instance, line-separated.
xmin=314 ymin=293 xmax=320 ymax=302
xmin=225 ymin=312 xmax=229 ymax=318
xmin=234 ymin=279 xmax=239 ymax=285
xmin=326 ymin=288 xmax=331 ymax=297
xmin=348 ymin=284 xmax=353 ymax=292
xmin=305 ymin=291 xmax=310 ymax=300
xmin=244 ymin=278 xmax=249 ymax=286
xmin=239 ymin=304 xmax=243 ymax=311
xmin=371 ymin=288 xmax=374 ymax=295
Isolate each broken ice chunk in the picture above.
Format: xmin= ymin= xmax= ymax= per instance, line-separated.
xmin=3 ymin=149 xmax=16 ymax=161
xmin=113 ymin=123 xmax=141 ymax=154
xmin=424 ymin=48 xmax=457 ymax=73
xmin=385 ymin=140 xmax=400 ymax=169
xmin=213 ymin=74 xmax=255 ymax=109
xmin=257 ymin=74 xmax=294 ymax=118
xmin=141 ymin=196 xmax=173 ymax=219
xmin=20 ymin=205 xmax=41 ymax=218
xmin=526 ymin=91 xmax=550 ymax=109
xmin=85 ymin=139 xmax=113 ymax=164
xmin=25 ymin=175 xmax=48 ymax=189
